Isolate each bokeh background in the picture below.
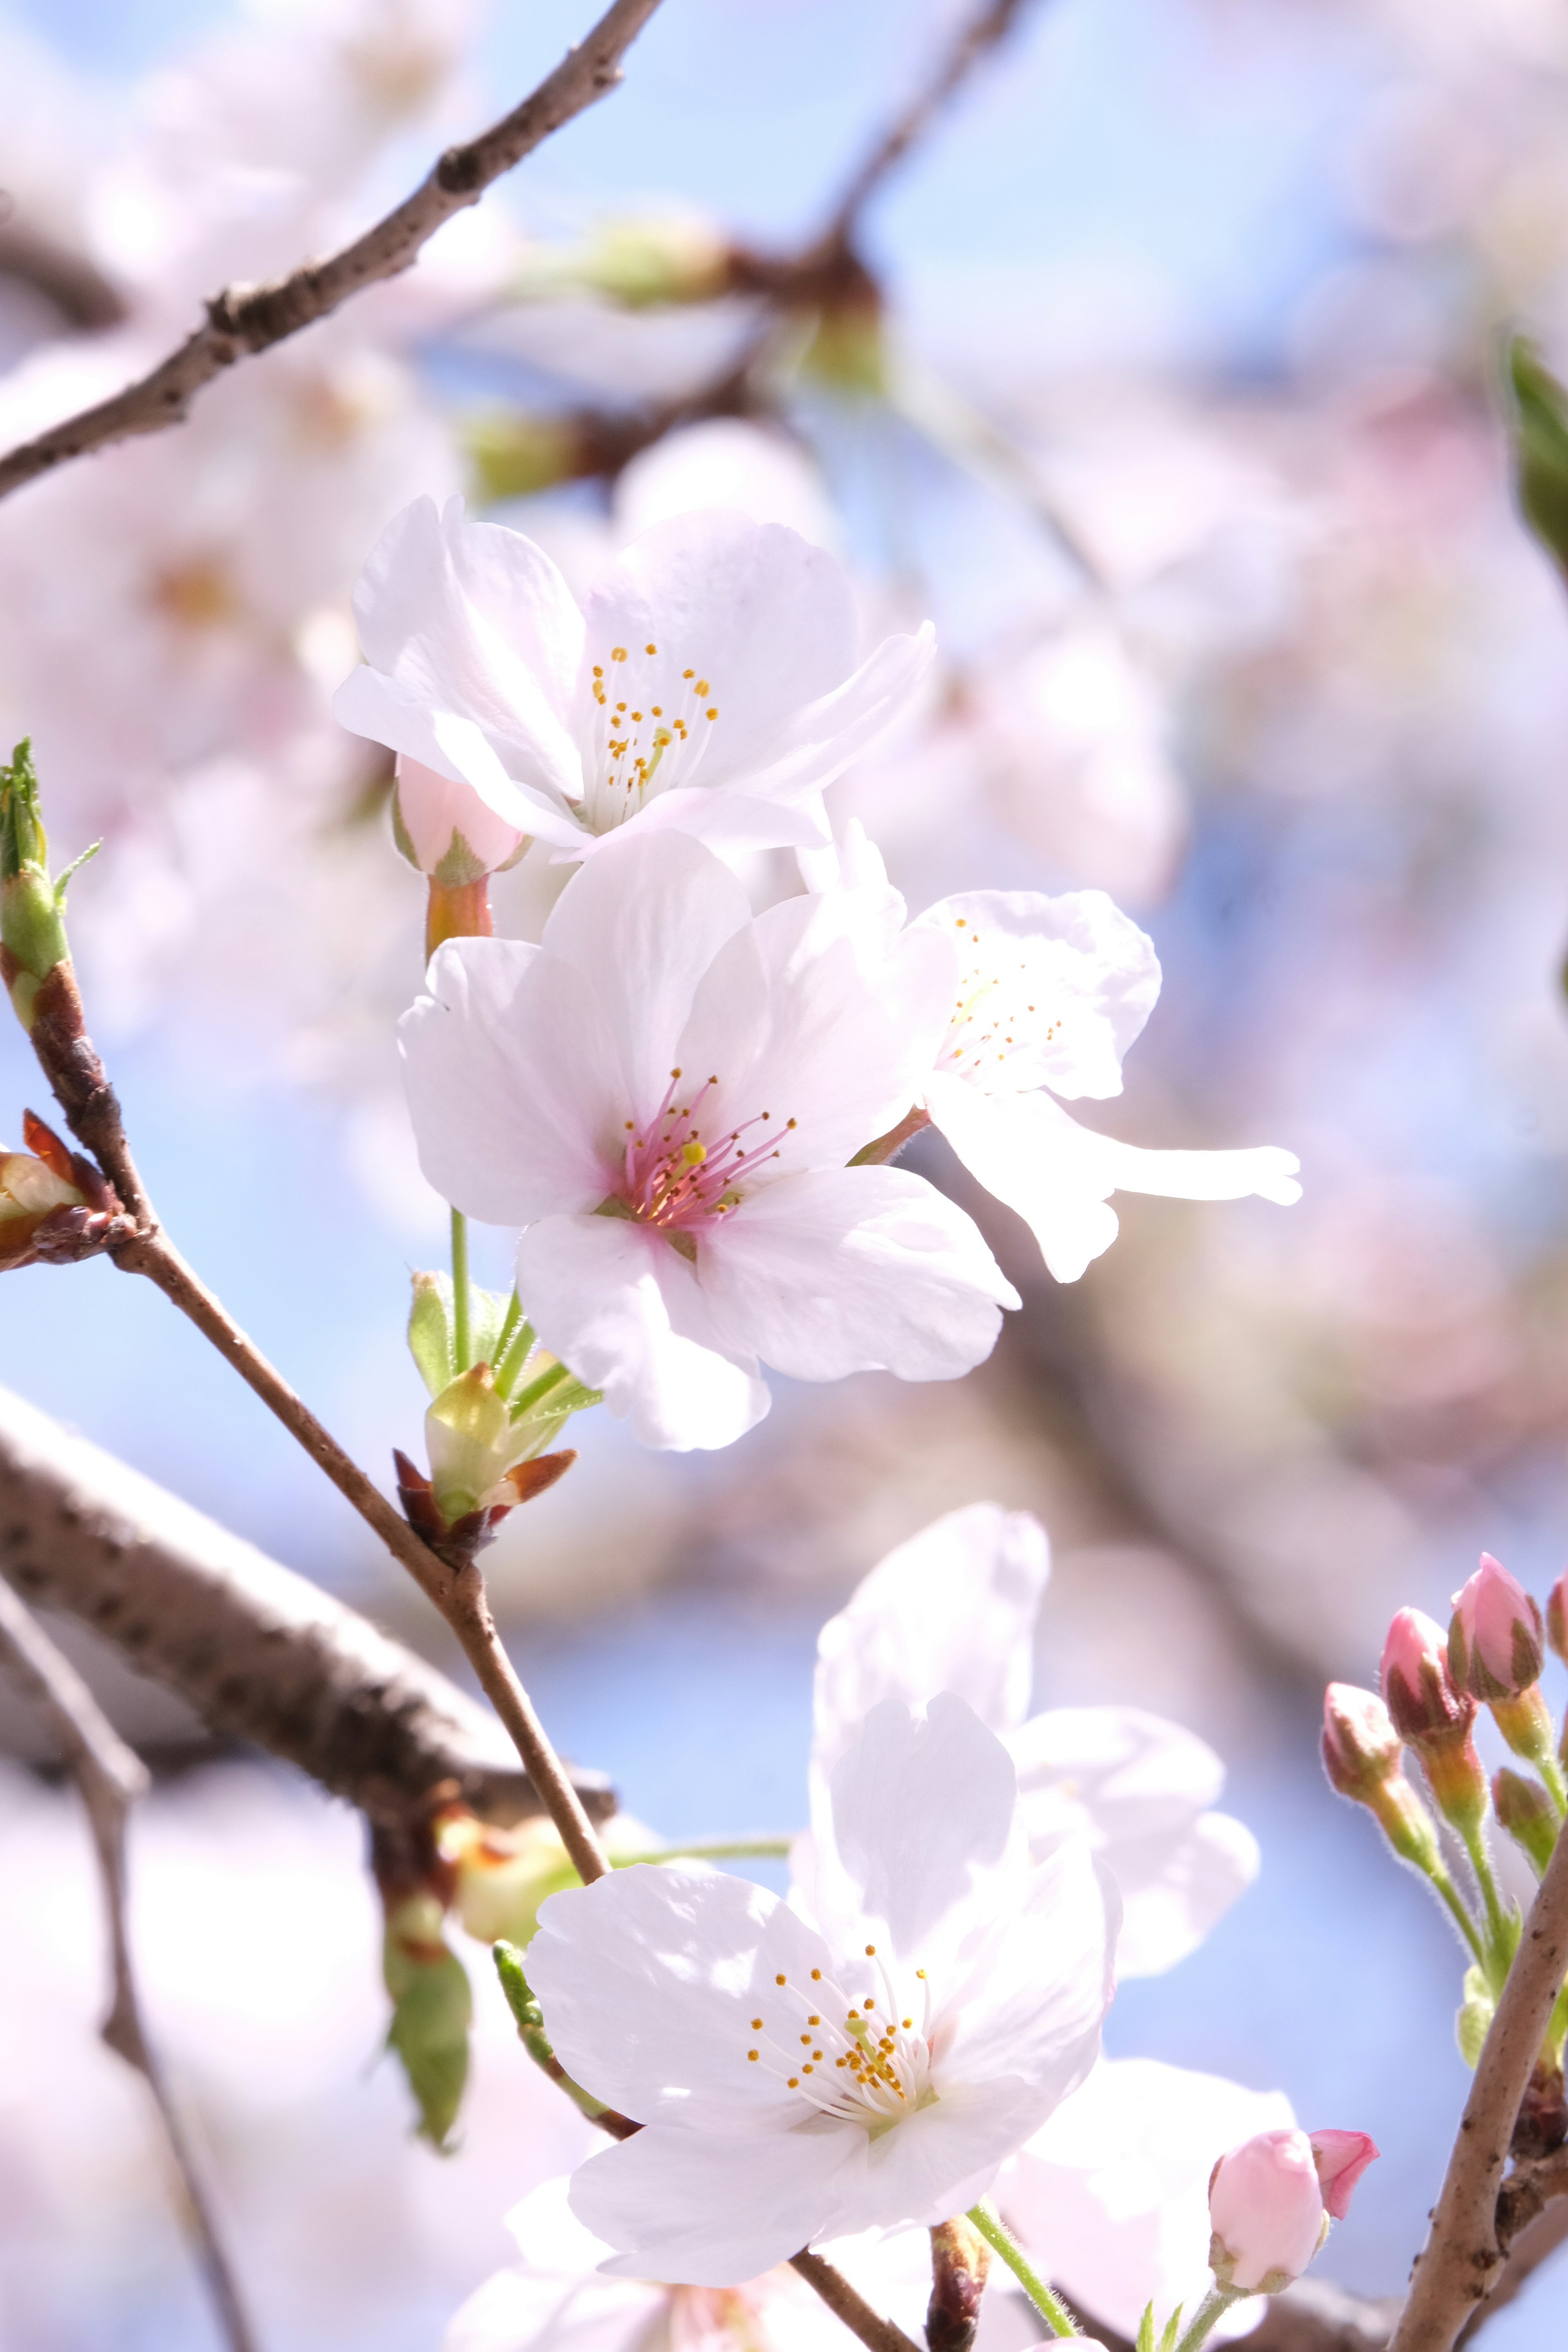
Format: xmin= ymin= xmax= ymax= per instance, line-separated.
xmin=3 ymin=0 xmax=1568 ymax=2342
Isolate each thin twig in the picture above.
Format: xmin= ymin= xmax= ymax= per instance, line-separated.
xmin=0 ymin=1381 xmax=612 ymax=1828
xmin=816 ymin=0 xmax=1040 ymax=253
xmin=114 ymin=1226 xmax=610 ymax=1885
xmin=0 ymin=1578 xmax=259 ymax=2352
xmin=0 ymin=0 xmax=664 ymax=504
xmin=790 ymin=2251 xmax=921 ymax=2352
xmin=1389 ymin=1821 xmax=1568 ymax=2352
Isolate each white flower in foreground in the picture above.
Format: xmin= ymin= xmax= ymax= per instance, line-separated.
xmin=809 ymin=1505 xmax=1258 ymax=1977
xmin=997 ymin=2058 xmax=1295 ymax=2343
xmin=400 ymin=832 xmax=1018 ymax=1450
xmin=913 ymin=885 xmax=1301 ymax=1281
xmin=335 ymin=497 xmax=932 ymax=867
xmin=526 ymin=1696 xmax=1118 ymax=2286
xmin=443 ymin=2176 xmax=1040 ymax=2352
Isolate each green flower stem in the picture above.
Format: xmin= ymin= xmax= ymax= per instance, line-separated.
xmin=1172 ymin=2287 xmax=1245 ymax=2352
xmin=1430 ymin=1864 xmax=1487 ymax=1968
xmin=615 ymin=1836 xmax=795 ymax=1866
xmin=450 ymin=1209 xmax=472 ymax=1374
xmin=492 ymin=1310 xmax=536 ymax=1401
xmin=491 ymin=1289 xmax=524 ymax=1376
xmin=966 ymin=2203 xmax=1077 ymax=2338
xmin=1459 ymin=1825 xmax=1513 ymax=1985
xmin=509 ymin=1358 xmax=572 ymax=1419
xmin=1538 ymin=1754 xmax=1568 ymax=1822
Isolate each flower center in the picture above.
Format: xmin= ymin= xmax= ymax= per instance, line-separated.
xmin=743 ymin=1945 xmax=936 ymax=2135
xmin=938 ymin=914 xmax=1060 ymax=1083
xmin=611 ymin=1067 xmax=797 ymax=1251
xmin=585 ymin=640 xmax=722 ymax=832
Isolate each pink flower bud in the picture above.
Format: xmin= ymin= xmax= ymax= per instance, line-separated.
xmin=1449 ymin=1554 xmax=1545 ymax=1703
xmin=1382 ymin=1608 xmax=1473 ymax=1743
xmin=1208 ymin=2129 xmax=1329 ymax=2294
xmin=1548 ymin=1573 xmax=1568 ymax=1670
xmin=1321 ymin=1685 xmax=1399 ymax=1801
xmin=1309 ymin=2129 xmax=1379 ymax=2220
xmin=392 ymin=756 xmax=528 ymax=883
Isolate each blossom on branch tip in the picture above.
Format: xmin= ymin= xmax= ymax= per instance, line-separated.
xmin=1308 ymin=2130 xmax=1379 ymax=2222
xmin=399 ymin=832 xmax=1018 ymax=1451
xmin=525 ymin=1695 xmax=1118 ymax=2287
xmin=336 ymin=498 xmax=933 ymax=865
xmin=802 ymin=830 xmax=1301 ymax=1282
xmin=806 ymin=1504 xmax=1257 ymax=1977
xmin=1207 ymin=2125 xmax=1374 ymax=2295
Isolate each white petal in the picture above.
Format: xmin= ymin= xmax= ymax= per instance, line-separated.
xmin=851 ymin=2076 xmax=1054 ymax=2234
xmin=541 ymin=832 xmax=753 ymax=1120
xmin=505 ymin=2175 xmax=619 ymax=2277
xmin=399 ymin=940 xmax=619 ymax=1226
xmin=1007 ymin=1708 xmax=1258 ymax=1980
xmin=734 ymin=625 xmax=937 ymax=803
xmin=567 ymin=2122 xmax=865 ymax=2288
xmin=813 ymin=1506 xmax=1051 ymax=1799
xmin=925 ymin=1077 xmax=1122 ymax=1282
xmin=1089 ymin=1134 xmax=1303 ymax=1206
xmin=820 ymin=1695 xmax=1019 ymax=1966
xmin=528 ymin=1858 xmax=834 ymax=2129
xmin=915 ymin=888 xmax=1161 ymax=1100
xmin=702 ymin=1165 xmax=1018 ymax=1384
xmin=334 ymin=668 xmax=541 ymax=831
xmin=516 ymin=1213 xmax=768 ymax=1451
xmin=440 ymin=2264 xmax=664 ymax=2352
xmin=937 ymin=1839 xmax=1118 ymax=2108
xmin=1002 ymin=2057 xmax=1295 ymax=2343
xmin=564 ymin=783 xmax=833 ymax=861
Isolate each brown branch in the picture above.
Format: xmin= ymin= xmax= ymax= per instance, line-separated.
xmin=0 ymin=1576 xmax=259 ymax=2352
xmin=0 ymin=221 xmax=127 ymax=331
xmin=1389 ymin=1820 xmax=1568 ymax=2352
xmin=790 ymin=2251 xmax=920 ymax=2352
xmin=0 ymin=1380 xmax=611 ymax=1827
xmin=0 ymin=0 xmax=665 ymax=505
xmin=815 ymin=0 xmax=1041 ymax=254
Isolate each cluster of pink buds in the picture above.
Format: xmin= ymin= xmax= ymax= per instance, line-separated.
xmin=1323 ymin=1550 xmax=1568 ymax=2070
xmin=1206 ymin=2127 xmax=1378 ymax=2300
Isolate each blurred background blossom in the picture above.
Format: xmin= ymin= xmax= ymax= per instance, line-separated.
xmin=7 ymin=0 xmax=1568 ymax=2343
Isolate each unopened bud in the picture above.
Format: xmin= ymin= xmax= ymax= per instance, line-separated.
xmin=1208 ymin=2129 xmax=1331 ymax=2295
xmin=0 ymin=740 xmax=74 ymax=1029
xmin=1309 ymin=2130 xmax=1379 ymax=2220
xmin=0 ymin=1117 xmax=85 ymax=1269
xmin=1450 ymin=1554 xmax=1546 ymax=1702
xmin=437 ymin=1811 xmax=579 ymax=1949
xmin=1381 ymin=1608 xmax=1487 ymax=1833
xmin=1322 ymin=1685 xmax=1442 ymax=1873
xmin=1492 ymin=1768 xmax=1559 ymax=1877
xmin=927 ymin=2215 xmax=992 ymax=2352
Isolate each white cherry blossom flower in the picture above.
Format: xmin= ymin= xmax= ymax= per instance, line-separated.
xmin=997 ymin=2058 xmax=1296 ymax=2343
xmin=443 ymin=2177 xmax=1039 ymax=2352
xmin=526 ymin=1695 xmax=1118 ymax=2287
xmin=808 ymin=1505 xmax=1258 ymax=1977
xmin=399 ymin=832 xmax=1018 ymax=1450
xmin=335 ymin=497 xmax=933 ymax=867
xmin=911 ymin=886 xmax=1301 ymax=1281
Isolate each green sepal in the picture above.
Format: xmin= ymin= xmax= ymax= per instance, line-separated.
xmin=1508 ymin=337 xmax=1568 ymax=577
xmin=492 ymin=1940 xmax=616 ymax=2126
xmin=408 ymin=1271 xmax=516 ymax=1396
xmin=1457 ymin=1962 xmax=1496 ymax=2068
xmin=1159 ymin=2308 xmax=1185 ymax=2352
xmin=383 ymin=1902 xmax=472 ymax=2150
xmin=1136 ymin=2303 xmax=1156 ymax=2352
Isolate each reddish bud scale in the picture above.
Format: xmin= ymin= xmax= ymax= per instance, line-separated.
xmin=1381 ymin=1607 xmax=1489 ymax=1833
xmin=1548 ymin=1574 xmax=1568 ymax=1670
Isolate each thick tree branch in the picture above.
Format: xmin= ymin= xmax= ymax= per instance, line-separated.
xmin=0 ymin=1380 xmax=611 ymax=1828
xmin=0 ymin=1576 xmax=259 ymax=2352
xmin=0 ymin=0 xmax=664 ymax=505
xmin=1389 ymin=1819 xmax=1568 ymax=2352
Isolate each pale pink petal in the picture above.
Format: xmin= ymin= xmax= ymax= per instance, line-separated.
xmin=936 ymin=1840 xmax=1117 ymax=2101
xmin=813 ymin=1506 xmax=1052 ymax=1784
xmin=516 ymin=1213 xmax=768 ymax=1451
xmin=567 ymin=2122 xmax=866 ymax=2289
xmin=702 ymin=1165 xmax=1018 ymax=1383
xmin=915 ymin=888 xmax=1161 ymax=1100
xmin=395 ymin=756 xmax=528 ymax=876
xmin=925 ymin=1076 xmax=1123 ymax=1282
xmin=399 ymin=940 xmax=619 ymax=1226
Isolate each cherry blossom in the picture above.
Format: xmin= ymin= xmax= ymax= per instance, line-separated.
xmin=442 ymin=2176 xmax=1040 ymax=2352
xmin=996 ymin=2058 xmax=1296 ymax=2342
xmin=526 ymin=1695 xmax=1118 ymax=2286
xmin=400 ymin=830 xmax=1018 ymax=1450
xmin=807 ymin=1504 xmax=1258 ymax=1977
xmin=335 ymin=497 xmax=933 ymax=867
